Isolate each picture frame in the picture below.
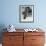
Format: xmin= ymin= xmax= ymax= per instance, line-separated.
xmin=19 ymin=5 xmax=34 ymax=23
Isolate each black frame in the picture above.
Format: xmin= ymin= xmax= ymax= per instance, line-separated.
xmin=19 ymin=5 xmax=34 ymax=23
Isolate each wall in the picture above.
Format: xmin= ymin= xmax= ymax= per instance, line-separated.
xmin=0 ymin=0 xmax=46 ymax=29
xmin=0 ymin=0 xmax=39 ymax=29
xmin=0 ymin=0 xmax=46 ymax=43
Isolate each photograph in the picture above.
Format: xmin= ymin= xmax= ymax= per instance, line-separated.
xmin=19 ymin=5 xmax=34 ymax=23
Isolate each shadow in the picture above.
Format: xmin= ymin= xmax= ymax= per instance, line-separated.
xmin=0 ymin=24 xmax=7 ymax=43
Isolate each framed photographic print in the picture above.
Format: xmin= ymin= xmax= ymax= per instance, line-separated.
xmin=19 ymin=5 xmax=34 ymax=23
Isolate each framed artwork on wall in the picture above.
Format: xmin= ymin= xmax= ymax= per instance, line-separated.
xmin=19 ymin=5 xmax=34 ymax=23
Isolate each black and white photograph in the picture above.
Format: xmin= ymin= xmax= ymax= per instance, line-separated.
xmin=19 ymin=5 xmax=34 ymax=23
